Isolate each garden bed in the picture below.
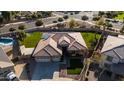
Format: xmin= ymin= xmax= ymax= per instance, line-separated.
xmin=67 ymin=59 xmax=83 ymax=75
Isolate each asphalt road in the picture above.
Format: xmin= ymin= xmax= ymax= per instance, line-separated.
xmin=53 ymin=11 xmax=123 ymax=30
xmin=0 ymin=16 xmax=60 ymax=33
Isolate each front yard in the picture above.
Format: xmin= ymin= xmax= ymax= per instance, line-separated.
xmin=67 ymin=59 xmax=83 ymax=75
xmin=20 ymin=32 xmax=42 ymax=48
xmin=81 ymin=32 xmax=101 ymax=49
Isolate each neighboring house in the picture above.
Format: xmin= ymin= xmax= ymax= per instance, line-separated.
xmin=0 ymin=47 xmax=14 ymax=76
xmin=2 ymin=46 xmax=13 ymax=59
xmin=100 ymin=35 xmax=124 ymax=76
xmin=32 ymin=32 xmax=87 ymax=63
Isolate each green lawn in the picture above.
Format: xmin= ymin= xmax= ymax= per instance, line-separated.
xmin=115 ymin=12 xmax=124 ymax=20
xmin=67 ymin=59 xmax=83 ymax=75
xmin=81 ymin=32 xmax=101 ymax=49
xmin=21 ymin=32 xmax=42 ymax=48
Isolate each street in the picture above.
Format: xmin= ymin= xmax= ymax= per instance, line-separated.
xmin=0 ymin=11 xmax=123 ymax=34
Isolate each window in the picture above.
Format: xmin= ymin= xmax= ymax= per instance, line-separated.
xmin=106 ymin=56 xmax=113 ymax=62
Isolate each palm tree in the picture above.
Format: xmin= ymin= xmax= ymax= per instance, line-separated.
xmin=9 ymin=27 xmax=26 ymax=58
xmin=96 ymin=17 xmax=108 ymax=36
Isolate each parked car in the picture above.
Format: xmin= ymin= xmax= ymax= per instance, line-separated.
xmin=6 ymin=72 xmax=19 ymax=81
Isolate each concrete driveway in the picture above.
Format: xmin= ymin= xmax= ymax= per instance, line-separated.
xmin=31 ymin=62 xmax=59 ymax=80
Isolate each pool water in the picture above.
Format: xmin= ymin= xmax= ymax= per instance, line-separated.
xmin=0 ymin=37 xmax=13 ymax=46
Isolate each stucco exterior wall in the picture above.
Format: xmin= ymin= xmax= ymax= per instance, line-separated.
xmin=35 ymin=56 xmax=61 ymax=62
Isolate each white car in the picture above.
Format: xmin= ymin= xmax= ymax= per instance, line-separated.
xmin=6 ymin=72 xmax=16 ymax=81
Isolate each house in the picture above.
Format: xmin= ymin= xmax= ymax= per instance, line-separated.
xmin=32 ymin=32 xmax=87 ymax=63
xmin=0 ymin=47 xmax=14 ymax=76
xmin=100 ymin=35 xmax=124 ymax=76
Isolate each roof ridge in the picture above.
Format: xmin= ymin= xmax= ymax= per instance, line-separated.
xmin=68 ymin=40 xmax=76 ymax=48
xmin=74 ymin=40 xmax=86 ymax=49
xmin=44 ymin=48 xmax=52 ymax=56
xmin=113 ymin=49 xmax=122 ymax=59
xmin=47 ymin=39 xmax=62 ymax=55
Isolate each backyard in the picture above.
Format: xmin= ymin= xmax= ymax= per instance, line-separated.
xmin=67 ymin=59 xmax=83 ymax=75
xmin=20 ymin=32 xmax=42 ymax=48
xmin=81 ymin=32 xmax=101 ymax=49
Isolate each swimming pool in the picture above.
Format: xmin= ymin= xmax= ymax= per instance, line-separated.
xmin=0 ymin=37 xmax=13 ymax=46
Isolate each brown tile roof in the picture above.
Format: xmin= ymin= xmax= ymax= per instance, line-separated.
xmin=33 ymin=32 xmax=87 ymax=57
xmin=32 ymin=38 xmax=62 ymax=57
xmin=58 ymin=36 xmax=70 ymax=46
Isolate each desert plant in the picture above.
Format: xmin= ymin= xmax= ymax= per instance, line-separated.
xmin=35 ymin=19 xmax=43 ymax=26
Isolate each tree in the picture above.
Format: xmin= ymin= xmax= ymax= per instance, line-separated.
xmin=35 ymin=20 xmax=43 ymax=26
xmin=105 ymin=11 xmax=118 ymax=18
xmin=40 ymin=11 xmax=52 ymax=18
xmin=68 ymin=19 xmax=78 ymax=28
xmin=107 ymin=22 xmax=113 ymax=28
xmin=12 ymin=31 xmax=26 ymax=58
xmin=58 ymin=17 xmax=64 ymax=22
xmin=0 ymin=16 xmax=3 ymax=25
xmin=31 ymin=13 xmax=37 ymax=19
xmin=97 ymin=18 xmax=105 ymax=26
xmin=37 ymin=13 xmax=42 ymax=18
xmin=16 ymin=31 xmax=26 ymax=41
xmin=81 ymin=15 xmax=89 ymax=21
xmin=98 ymin=11 xmax=105 ymax=17
xmin=18 ymin=24 xmax=25 ymax=30
xmin=25 ymin=14 xmax=32 ymax=20
xmin=1 ymin=11 xmax=12 ymax=23
xmin=63 ymin=15 xmax=69 ymax=20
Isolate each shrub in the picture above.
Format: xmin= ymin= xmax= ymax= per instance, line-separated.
xmin=53 ymin=20 xmax=57 ymax=23
xmin=35 ymin=20 xmax=43 ymax=26
xmin=98 ymin=11 xmax=105 ymax=17
xmin=70 ymin=12 xmax=73 ymax=15
xmin=75 ymin=11 xmax=80 ymax=14
xmin=9 ymin=27 xmax=16 ymax=32
xmin=18 ymin=24 xmax=25 ymax=30
xmin=63 ymin=15 xmax=69 ymax=20
xmin=58 ymin=17 xmax=64 ymax=22
xmin=56 ymin=23 xmax=65 ymax=28
xmin=92 ymin=16 xmax=100 ymax=21
xmin=81 ymin=15 xmax=89 ymax=21
xmin=108 ymin=23 xmax=113 ymax=28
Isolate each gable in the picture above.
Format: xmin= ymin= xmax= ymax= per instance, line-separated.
xmin=68 ymin=45 xmax=78 ymax=51
xmin=45 ymin=45 xmax=61 ymax=56
xmin=34 ymin=49 xmax=50 ymax=57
